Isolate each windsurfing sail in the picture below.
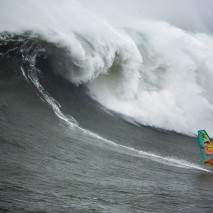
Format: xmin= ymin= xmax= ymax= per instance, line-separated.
xmin=198 ymin=130 xmax=213 ymax=167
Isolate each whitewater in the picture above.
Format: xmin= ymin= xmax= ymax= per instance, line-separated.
xmin=1 ymin=0 xmax=213 ymax=136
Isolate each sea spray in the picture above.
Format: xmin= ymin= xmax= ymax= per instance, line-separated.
xmin=1 ymin=0 xmax=213 ymax=135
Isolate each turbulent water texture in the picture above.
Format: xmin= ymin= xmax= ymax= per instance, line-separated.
xmin=1 ymin=0 xmax=213 ymax=212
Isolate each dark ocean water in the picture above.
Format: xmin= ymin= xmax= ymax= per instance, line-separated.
xmin=1 ymin=33 xmax=213 ymax=213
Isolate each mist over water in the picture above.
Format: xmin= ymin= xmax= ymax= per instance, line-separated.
xmin=1 ymin=0 xmax=213 ymax=135
xmin=80 ymin=0 xmax=213 ymax=33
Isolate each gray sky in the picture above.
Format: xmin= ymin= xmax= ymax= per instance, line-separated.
xmin=79 ymin=0 xmax=213 ymax=33
xmin=0 ymin=0 xmax=212 ymax=33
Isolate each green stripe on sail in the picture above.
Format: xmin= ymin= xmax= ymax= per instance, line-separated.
xmin=198 ymin=130 xmax=210 ymax=162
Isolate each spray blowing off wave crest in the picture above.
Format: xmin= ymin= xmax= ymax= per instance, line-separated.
xmin=1 ymin=0 xmax=213 ymax=135
xmin=0 ymin=0 xmax=142 ymax=86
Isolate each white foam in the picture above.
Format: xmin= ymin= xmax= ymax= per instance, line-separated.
xmin=2 ymin=0 xmax=213 ymax=156
xmin=88 ymin=21 xmax=213 ymax=136
xmin=2 ymin=0 xmax=213 ymax=135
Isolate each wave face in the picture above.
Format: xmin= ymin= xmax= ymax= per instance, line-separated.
xmin=1 ymin=0 xmax=213 ymax=136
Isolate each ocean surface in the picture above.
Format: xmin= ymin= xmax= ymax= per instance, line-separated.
xmin=1 ymin=1 xmax=213 ymax=212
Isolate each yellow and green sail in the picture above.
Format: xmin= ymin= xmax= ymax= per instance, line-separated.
xmin=198 ymin=130 xmax=213 ymax=166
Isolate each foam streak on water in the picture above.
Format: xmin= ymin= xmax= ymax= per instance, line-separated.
xmin=22 ymin=62 xmax=211 ymax=174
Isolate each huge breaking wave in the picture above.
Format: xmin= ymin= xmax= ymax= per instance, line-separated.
xmin=1 ymin=0 xmax=213 ymax=136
